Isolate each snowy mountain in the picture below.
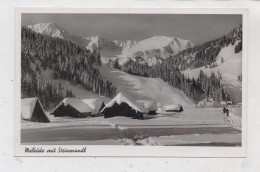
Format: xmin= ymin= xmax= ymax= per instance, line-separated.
xmin=27 ymin=23 xmax=195 ymax=65
xmin=28 ymin=23 xmax=67 ymax=39
xmin=117 ymin=36 xmax=195 ymax=65
xmin=27 ymin=23 xmax=90 ymax=47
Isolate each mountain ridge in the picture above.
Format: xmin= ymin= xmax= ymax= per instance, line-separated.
xmin=27 ymin=23 xmax=90 ymax=48
xmin=26 ymin=22 xmax=195 ymax=64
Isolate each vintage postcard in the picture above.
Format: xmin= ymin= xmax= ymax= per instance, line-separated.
xmin=15 ymin=8 xmax=248 ymax=157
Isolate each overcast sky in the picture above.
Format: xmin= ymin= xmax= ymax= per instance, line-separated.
xmin=22 ymin=13 xmax=242 ymax=44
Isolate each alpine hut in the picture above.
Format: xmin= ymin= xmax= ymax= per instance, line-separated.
xmin=163 ymin=104 xmax=184 ymax=112
xmin=51 ymin=98 xmax=93 ymax=118
xmin=100 ymin=92 xmax=148 ymax=119
xmin=137 ymin=100 xmax=157 ymax=114
xmin=21 ymin=97 xmax=50 ymax=123
xmin=81 ymin=98 xmax=105 ymax=116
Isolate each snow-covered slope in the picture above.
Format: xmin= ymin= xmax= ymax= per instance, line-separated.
xmin=42 ymin=69 xmax=110 ymax=102
xmin=99 ymin=64 xmax=194 ymax=106
xmin=182 ymin=44 xmax=242 ymax=103
xmin=29 ymin=59 xmax=111 ymax=103
xmin=27 ymin=23 xmax=90 ymax=47
xmin=182 ymin=44 xmax=242 ymax=87
xmin=118 ymin=36 xmax=195 ymax=65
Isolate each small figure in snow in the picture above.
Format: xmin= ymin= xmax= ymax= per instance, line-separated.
xmin=223 ymin=105 xmax=229 ymax=117
xmin=226 ymin=108 xmax=229 ymax=117
xmin=223 ymin=106 xmax=227 ymax=114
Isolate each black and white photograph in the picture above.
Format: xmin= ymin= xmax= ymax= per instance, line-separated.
xmin=15 ymin=9 xmax=247 ymax=156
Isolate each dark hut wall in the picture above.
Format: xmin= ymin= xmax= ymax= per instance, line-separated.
xmin=165 ymin=106 xmax=184 ymax=112
xmin=102 ymin=102 xmax=143 ymax=118
xmin=31 ymin=100 xmax=50 ymax=123
xmin=148 ymin=110 xmax=157 ymax=115
xmin=52 ymin=104 xmax=90 ymax=118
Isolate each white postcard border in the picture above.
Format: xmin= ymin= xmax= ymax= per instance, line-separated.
xmin=14 ymin=7 xmax=248 ymax=157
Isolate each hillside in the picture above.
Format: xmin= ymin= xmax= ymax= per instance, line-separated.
xmin=21 ymin=27 xmax=116 ymax=108
xmin=182 ymin=44 xmax=242 ymax=88
xmin=182 ymin=44 xmax=242 ymax=103
xmin=177 ymin=25 xmax=242 ymax=71
xmin=99 ymin=65 xmax=194 ymax=106
xmin=41 ymin=67 xmax=106 ymax=97
xmin=179 ymin=26 xmax=242 ymax=103
xmin=121 ymin=25 xmax=242 ymax=104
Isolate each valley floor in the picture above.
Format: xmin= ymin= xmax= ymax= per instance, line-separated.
xmin=21 ymin=107 xmax=242 ymax=146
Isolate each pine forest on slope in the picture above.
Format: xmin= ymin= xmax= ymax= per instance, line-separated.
xmin=21 ymin=27 xmax=117 ymax=108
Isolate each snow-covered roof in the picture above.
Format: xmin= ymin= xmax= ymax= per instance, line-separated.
xmin=54 ymin=98 xmax=93 ymax=113
xmin=21 ymin=97 xmax=38 ymax=119
xmin=137 ymin=100 xmax=157 ymax=111
xmin=101 ymin=92 xmax=148 ymax=113
xmin=163 ymin=104 xmax=182 ymax=111
xmin=226 ymin=101 xmax=233 ymax=105
xmin=21 ymin=97 xmax=49 ymax=120
xmin=81 ymin=98 xmax=104 ymax=114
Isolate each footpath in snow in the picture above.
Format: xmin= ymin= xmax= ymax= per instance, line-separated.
xmin=222 ymin=106 xmax=242 ymax=130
